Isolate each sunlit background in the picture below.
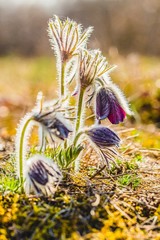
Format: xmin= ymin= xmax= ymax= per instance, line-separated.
xmin=1 ymin=0 xmax=160 ymax=56
xmin=0 ymin=0 xmax=160 ymax=136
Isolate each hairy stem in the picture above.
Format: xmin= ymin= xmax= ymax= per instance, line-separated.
xmin=73 ymin=131 xmax=84 ymax=146
xmin=74 ymin=131 xmax=85 ymax=172
xmin=75 ymin=87 xmax=85 ymax=133
xmin=73 ymin=87 xmax=86 ymax=172
xmin=17 ymin=117 xmax=33 ymax=185
xmin=60 ymin=61 xmax=66 ymax=98
xmin=39 ymin=126 xmax=46 ymax=152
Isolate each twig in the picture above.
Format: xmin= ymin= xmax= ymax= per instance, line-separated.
xmin=110 ymin=200 xmax=133 ymax=221
xmin=139 ymin=171 xmax=160 ymax=175
xmin=117 ymin=128 xmax=136 ymax=133
xmin=94 ymin=172 xmax=136 ymax=179
xmin=126 ymin=134 xmax=139 ymax=139
xmin=89 ymin=165 xmax=106 ymax=180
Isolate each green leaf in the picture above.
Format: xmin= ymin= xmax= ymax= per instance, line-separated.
xmin=56 ymin=144 xmax=83 ymax=169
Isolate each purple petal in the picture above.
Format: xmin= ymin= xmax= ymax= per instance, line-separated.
xmin=24 ymin=155 xmax=63 ymax=196
xmin=96 ymin=88 xmax=126 ymax=124
xmin=87 ymin=126 xmax=120 ymax=148
xmin=35 ymin=112 xmax=72 ymax=140
xmin=107 ymin=90 xmax=126 ymax=124
xmin=51 ymin=118 xmax=72 ymax=140
xmin=108 ymin=103 xmax=126 ymax=124
xmin=96 ymin=88 xmax=110 ymax=120
xmin=29 ymin=160 xmax=48 ymax=185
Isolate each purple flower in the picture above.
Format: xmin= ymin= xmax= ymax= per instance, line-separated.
xmin=24 ymin=155 xmax=62 ymax=196
xmin=34 ymin=111 xmax=72 ymax=141
xmin=96 ymin=87 xmax=126 ymax=124
xmin=86 ymin=126 xmax=120 ymax=167
xmin=87 ymin=126 xmax=120 ymax=148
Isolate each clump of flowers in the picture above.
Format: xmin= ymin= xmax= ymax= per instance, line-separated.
xmin=15 ymin=15 xmax=132 ymax=196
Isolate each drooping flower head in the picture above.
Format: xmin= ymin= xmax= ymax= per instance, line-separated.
xmin=96 ymin=75 xmax=132 ymax=124
xmin=48 ymin=15 xmax=93 ymax=62
xmin=79 ymin=50 xmax=109 ymax=90
xmin=96 ymin=87 xmax=127 ymax=124
xmin=24 ymin=155 xmax=62 ymax=196
xmin=85 ymin=126 xmax=120 ymax=167
xmin=86 ymin=126 xmax=120 ymax=148
xmin=34 ymin=110 xmax=72 ymax=143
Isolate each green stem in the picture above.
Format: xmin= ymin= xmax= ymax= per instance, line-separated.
xmin=75 ymin=87 xmax=85 ymax=133
xmin=73 ymin=130 xmax=85 ymax=172
xmin=19 ymin=117 xmax=33 ymax=185
xmin=39 ymin=126 xmax=46 ymax=152
xmin=73 ymin=87 xmax=85 ymax=172
xmin=60 ymin=61 xmax=66 ymax=98
xmin=73 ymin=131 xmax=84 ymax=146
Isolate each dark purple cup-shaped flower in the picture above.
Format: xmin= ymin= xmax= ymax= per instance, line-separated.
xmin=96 ymin=87 xmax=126 ymax=124
xmin=86 ymin=126 xmax=120 ymax=148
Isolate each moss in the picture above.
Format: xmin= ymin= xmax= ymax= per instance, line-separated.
xmin=0 ymin=189 xmax=159 ymax=240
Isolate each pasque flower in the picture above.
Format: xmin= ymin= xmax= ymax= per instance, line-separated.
xmin=96 ymin=79 xmax=132 ymax=124
xmin=74 ymin=49 xmax=110 ymax=134
xmin=96 ymin=87 xmax=126 ymax=124
xmin=86 ymin=126 xmax=120 ymax=148
xmin=24 ymin=155 xmax=62 ymax=196
xmin=48 ymin=15 xmax=93 ymax=62
xmin=34 ymin=111 xmax=72 ymax=142
xmin=79 ymin=50 xmax=109 ymax=89
xmin=86 ymin=126 xmax=120 ymax=167
xmin=15 ymin=92 xmax=72 ymax=186
xmin=48 ymin=16 xmax=93 ymax=98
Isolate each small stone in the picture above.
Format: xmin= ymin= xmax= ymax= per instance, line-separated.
xmin=0 ymin=143 xmax=5 ymax=152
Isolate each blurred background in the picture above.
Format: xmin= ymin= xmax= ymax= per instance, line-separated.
xmin=1 ymin=0 xmax=160 ymax=56
xmin=0 ymin=0 xmax=160 ymax=137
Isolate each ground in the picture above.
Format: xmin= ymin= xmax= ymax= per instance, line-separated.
xmin=0 ymin=55 xmax=159 ymax=240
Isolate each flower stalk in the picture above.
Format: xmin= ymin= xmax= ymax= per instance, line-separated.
xmin=39 ymin=126 xmax=46 ymax=152
xmin=73 ymin=130 xmax=84 ymax=172
xmin=75 ymin=87 xmax=85 ymax=133
xmin=73 ymin=130 xmax=85 ymax=146
xmin=60 ymin=61 xmax=66 ymax=98
xmin=16 ymin=115 xmax=34 ymax=185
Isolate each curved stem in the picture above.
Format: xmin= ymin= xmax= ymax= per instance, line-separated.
xmin=60 ymin=61 xmax=66 ymax=98
xmin=18 ymin=117 xmax=33 ymax=185
xmin=75 ymin=87 xmax=85 ymax=133
xmin=73 ymin=131 xmax=84 ymax=146
xmin=39 ymin=126 xmax=46 ymax=152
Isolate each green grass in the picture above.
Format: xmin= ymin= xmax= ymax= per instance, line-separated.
xmin=0 ymin=176 xmax=21 ymax=193
xmin=117 ymin=173 xmax=141 ymax=189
